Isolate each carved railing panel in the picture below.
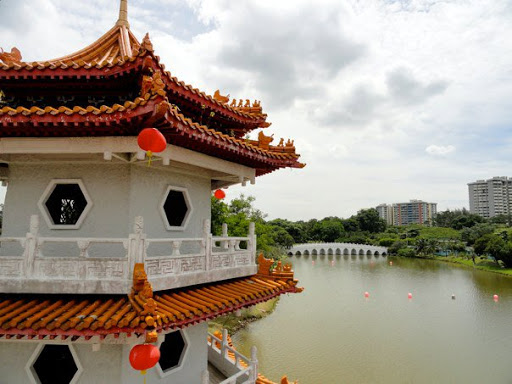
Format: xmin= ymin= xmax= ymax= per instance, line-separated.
xmin=0 ymin=216 xmax=258 ymax=292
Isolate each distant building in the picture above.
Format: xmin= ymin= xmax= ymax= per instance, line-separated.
xmin=468 ymin=177 xmax=512 ymax=218
xmin=376 ymin=200 xmax=437 ymax=226
xmin=376 ymin=204 xmax=395 ymax=225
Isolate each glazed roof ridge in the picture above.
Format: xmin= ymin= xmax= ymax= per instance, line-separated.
xmin=0 ymin=93 xmax=152 ymax=117
xmin=165 ymin=105 xmax=302 ymax=161
xmin=0 ymin=275 xmax=302 ymax=337
xmin=47 ymin=22 xmax=140 ymax=66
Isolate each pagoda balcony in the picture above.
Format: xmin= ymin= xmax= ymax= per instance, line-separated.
xmin=0 ymin=215 xmax=257 ymax=294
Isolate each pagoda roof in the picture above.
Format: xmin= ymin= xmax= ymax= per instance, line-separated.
xmin=0 ymin=256 xmax=303 ymax=339
xmin=0 ymin=1 xmax=305 ymax=175
xmin=0 ymin=80 xmax=304 ymax=174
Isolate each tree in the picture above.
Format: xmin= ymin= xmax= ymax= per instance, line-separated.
xmin=461 ymin=223 xmax=495 ymax=246
xmin=497 ymin=242 xmax=512 ymax=267
xmin=355 ymin=209 xmax=386 ymax=233
xmin=210 ymin=196 xmax=228 ymax=235
xmin=315 ymin=217 xmax=345 ymax=243
xmin=473 ymin=234 xmax=495 ymax=256
xmin=341 ymin=217 xmax=359 ymax=233
xmin=489 ymin=214 xmax=510 ymax=225
xmin=270 ymin=226 xmax=295 ymax=248
xmin=434 ymin=208 xmax=486 ymax=229
xmin=388 ymin=240 xmax=407 ymax=255
xmin=485 ymin=235 xmax=506 ymax=264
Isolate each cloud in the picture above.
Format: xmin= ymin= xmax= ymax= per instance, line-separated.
xmin=386 ymin=67 xmax=448 ymax=105
xmin=212 ymin=2 xmax=366 ymax=108
xmin=425 ymin=145 xmax=456 ymax=156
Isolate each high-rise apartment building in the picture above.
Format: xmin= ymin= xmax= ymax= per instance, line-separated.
xmin=468 ymin=177 xmax=512 ymax=218
xmin=376 ymin=200 xmax=437 ymax=226
xmin=376 ymin=204 xmax=395 ymax=225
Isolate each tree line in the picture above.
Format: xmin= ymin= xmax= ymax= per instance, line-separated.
xmin=212 ymin=196 xmax=512 ymax=268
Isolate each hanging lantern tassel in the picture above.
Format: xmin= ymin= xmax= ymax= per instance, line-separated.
xmin=129 ymin=343 xmax=161 ymax=383
xmin=137 ymin=128 xmax=167 ymax=167
xmin=214 ymin=189 xmax=226 ymax=199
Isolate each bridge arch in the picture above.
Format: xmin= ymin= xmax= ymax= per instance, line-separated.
xmin=351 ymin=249 xmax=357 ymax=255
xmin=335 ymin=248 xmax=341 ymax=255
xmin=320 ymin=248 xmax=326 ymax=255
xmin=328 ymin=248 xmax=334 ymax=255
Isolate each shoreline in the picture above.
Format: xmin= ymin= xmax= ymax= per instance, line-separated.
xmin=394 ymin=254 xmax=512 ymax=277
xmin=208 ymin=297 xmax=279 ymax=335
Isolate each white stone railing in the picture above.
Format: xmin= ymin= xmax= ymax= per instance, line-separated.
xmin=205 ymin=329 xmax=258 ymax=384
xmin=0 ymin=215 xmax=257 ymax=294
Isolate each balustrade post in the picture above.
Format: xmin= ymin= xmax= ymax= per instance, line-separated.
xmin=203 ymin=219 xmax=211 ymax=271
xmin=24 ymin=215 xmax=40 ymax=278
xmin=128 ymin=216 xmax=146 ymax=276
xmin=250 ymin=345 xmax=258 ymax=383
xmin=171 ymin=241 xmax=181 ymax=256
xmin=249 ymin=222 xmax=256 ymax=264
xmin=221 ymin=328 xmax=228 ymax=359
xmin=201 ymin=369 xmax=209 ymax=384
xmin=222 ymin=223 xmax=228 ymax=250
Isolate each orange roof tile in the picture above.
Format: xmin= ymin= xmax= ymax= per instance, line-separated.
xmin=0 ymin=275 xmax=302 ymax=339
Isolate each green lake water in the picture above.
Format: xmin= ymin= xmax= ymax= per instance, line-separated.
xmin=232 ymin=254 xmax=512 ymax=383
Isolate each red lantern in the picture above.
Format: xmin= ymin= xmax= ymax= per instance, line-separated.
xmin=214 ymin=189 xmax=226 ymax=199
xmin=129 ymin=344 xmax=160 ymax=373
xmin=137 ymin=128 xmax=167 ymax=153
xmin=137 ymin=128 xmax=167 ymax=166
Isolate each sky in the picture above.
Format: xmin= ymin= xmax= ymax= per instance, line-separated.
xmin=0 ymin=0 xmax=511 ymax=220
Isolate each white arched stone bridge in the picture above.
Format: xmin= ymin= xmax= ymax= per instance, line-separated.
xmin=287 ymin=243 xmax=387 ymax=257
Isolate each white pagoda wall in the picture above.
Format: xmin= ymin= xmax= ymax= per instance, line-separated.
xmin=0 ymin=323 xmax=207 ymax=384
xmin=2 ymin=163 xmax=210 ymax=241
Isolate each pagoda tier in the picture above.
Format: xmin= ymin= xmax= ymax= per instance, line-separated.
xmin=0 ymin=257 xmax=302 ymax=339
xmin=0 ymin=50 xmax=269 ymax=136
xmin=0 ymin=48 xmax=305 ymax=176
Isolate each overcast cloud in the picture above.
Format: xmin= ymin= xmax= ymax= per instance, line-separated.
xmin=1 ymin=0 xmax=511 ymax=220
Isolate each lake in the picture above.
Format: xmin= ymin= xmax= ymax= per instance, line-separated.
xmin=232 ymin=254 xmax=512 ymax=383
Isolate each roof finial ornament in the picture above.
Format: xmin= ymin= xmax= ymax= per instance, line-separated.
xmin=116 ymin=0 xmax=130 ymax=28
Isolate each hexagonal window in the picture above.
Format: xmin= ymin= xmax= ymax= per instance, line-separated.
xmin=160 ymin=186 xmax=192 ymax=231
xmin=28 ymin=344 xmax=82 ymax=384
xmin=157 ymin=330 xmax=188 ymax=376
xmin=38 ymin=179 xmax=92 ymax=230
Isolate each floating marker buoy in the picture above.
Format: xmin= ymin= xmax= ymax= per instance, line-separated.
xmin=389 ymin=261 xmax=393 ymax=266
xmin=451 ymin=294 xmax=456 ymax=300
xmin=408 ymin=292 xmax=413 ymax=299
xmin=364 ymin=291 xmax=369 ymax=298
xmin=493 ymin=294 xmax=499 ymax=301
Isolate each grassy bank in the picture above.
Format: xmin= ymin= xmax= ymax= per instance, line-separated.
xmin=402 ymin=254 xmax=512 ymax=277
xmin=208 ymin=298 xmax=279 ymax=335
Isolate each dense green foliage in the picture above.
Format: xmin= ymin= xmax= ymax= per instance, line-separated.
xmin=211 ymin=195 xmax=512 ymax=268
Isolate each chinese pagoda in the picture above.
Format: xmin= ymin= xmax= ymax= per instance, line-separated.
xmin=0 ymin=1 xmax=304 ymax=383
